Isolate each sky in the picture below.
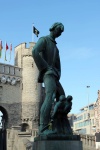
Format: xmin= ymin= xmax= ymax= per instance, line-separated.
xmin=0 ymin=0 xmax=100 ymax=114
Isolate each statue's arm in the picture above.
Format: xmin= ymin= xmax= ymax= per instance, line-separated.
xmin=51 ymin=101 xmax=62 ymax=119
xmin=32 ymin=37 xmax=49 ymax=72
xmin=55 ymin=49 xmax=61 ymax=79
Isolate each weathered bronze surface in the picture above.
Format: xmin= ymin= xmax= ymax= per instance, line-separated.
xmin=32 ymin=22 xmax=73 ymax=135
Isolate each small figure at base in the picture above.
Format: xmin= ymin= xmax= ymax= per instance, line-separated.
xmin=51 ymin=95 xmax=73 ymax=134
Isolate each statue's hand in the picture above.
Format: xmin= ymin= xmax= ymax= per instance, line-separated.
xmin=45 ymin=67 xmax=55 ymax=75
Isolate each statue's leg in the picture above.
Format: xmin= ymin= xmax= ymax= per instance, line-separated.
xmin=39 ymin=74 xmax=56 ymax=133
xmin=56 ymin=81 xmax=65 ymax=101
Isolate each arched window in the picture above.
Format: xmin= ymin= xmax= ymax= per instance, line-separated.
xmin=21 ymin=123 xmax=29 ymax=132
xmin=0 ymin=106 xmax=8 ymax=129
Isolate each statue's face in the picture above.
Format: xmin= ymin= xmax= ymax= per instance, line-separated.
xmin=54 ymin=27 xmax=63 ymax=38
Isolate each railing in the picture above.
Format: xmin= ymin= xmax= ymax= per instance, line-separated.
xmin=80 ymin=134 xmax=96 ymax=150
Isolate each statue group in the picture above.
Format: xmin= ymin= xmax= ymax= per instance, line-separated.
xmin=32 ymin=22 xmax=73 ymax=135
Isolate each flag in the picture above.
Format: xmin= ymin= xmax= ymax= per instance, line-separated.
xmin=5 ymin=42 xmax=9 ymax=61
xmin=10 ymin=43 xmax=12 ymax=61
xmin=0 ymin=40 xmax=3 ymax=58
xmin=0 ymin=40 xmax=3 ymax=50
xmin=87 ymin=86 xmax=90 ymax=88
xmin=10 ymin=43 xmax=12 ymax=51
xmin=6 ymin=42 xmax=9 ymax=50
xmin=33 ymin=26 xmax=40 ymax=37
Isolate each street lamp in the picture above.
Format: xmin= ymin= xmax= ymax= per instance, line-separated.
xmin=87 ymin=86 xmax=90 ymax=109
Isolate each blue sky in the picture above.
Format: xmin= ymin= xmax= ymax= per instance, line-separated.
xmin=0 ymin=0 xmax=100 ymax=114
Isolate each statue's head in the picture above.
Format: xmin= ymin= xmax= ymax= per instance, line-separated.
xmin=49 ymin=22 xmax=64 ymax=38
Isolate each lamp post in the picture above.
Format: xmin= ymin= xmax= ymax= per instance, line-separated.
xmin=86 ymin=86 xmax=91 ymax=134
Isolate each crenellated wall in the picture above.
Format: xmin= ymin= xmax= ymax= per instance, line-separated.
xmin=0 ymin=63 xmax=22 ymax=77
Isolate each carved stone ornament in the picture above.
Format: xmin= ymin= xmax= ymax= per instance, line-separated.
xmin=11 ymin=77 xmax=17 ymax=85
xmin=6 ymin=76 xmax=11 ymax=83
xmin=1 ymin=75 xmax=6 ymax=83
xmin=0 ymin=75 xmax=21 ymax=86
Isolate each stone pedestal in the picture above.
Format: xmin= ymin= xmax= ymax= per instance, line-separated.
xmin=33 ymin=135 xmax=83 ymax=150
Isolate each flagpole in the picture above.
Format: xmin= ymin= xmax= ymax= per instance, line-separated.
xmin=5 ymin=41 xmax=9 ymax=62
xmin=9 ymin=43 xmax=12 ymax=62
xmin=0 ymin=40 xmax=2 ymax=58
xmin=9 ymin=45 xmax=11 ymax=62
xmin=5 ymin=41 xmax=6 ymax=62
xmin=10 ymin=49 xmax=11 ymax=62
xmin=32 ymin=23 xmax=35 ymax=42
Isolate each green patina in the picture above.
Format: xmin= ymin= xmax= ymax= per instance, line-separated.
xmin=32 ymin=22 xmax=73 ymax=135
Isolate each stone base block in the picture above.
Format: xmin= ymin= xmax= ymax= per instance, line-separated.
xmin=33 ymin=140 xmax=82 ymax=150
xmin=33 ymin=135 xmax=83 ymax=150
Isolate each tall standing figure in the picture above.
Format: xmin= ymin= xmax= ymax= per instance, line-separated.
xmin=32 ymin=22 xmax=68 ymax=134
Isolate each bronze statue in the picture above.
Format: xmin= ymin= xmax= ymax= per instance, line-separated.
xmin=32 ymin=22 xmax=73 ymax=135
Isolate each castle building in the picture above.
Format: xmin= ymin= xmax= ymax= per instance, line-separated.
xmin=0 ymin=42 xmax=42 ymax=150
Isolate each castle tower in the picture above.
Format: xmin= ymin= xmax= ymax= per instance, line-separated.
xmin=15 ymin=42 xmax=42 ymax=130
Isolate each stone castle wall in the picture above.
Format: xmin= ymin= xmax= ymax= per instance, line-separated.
xmin=0 ymin=42 xmax=42 ymax=129
xmin=0 ymin=64 xmax=22 ymax=128
xmin=0 ymin=42 xmax=43 ymax=150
